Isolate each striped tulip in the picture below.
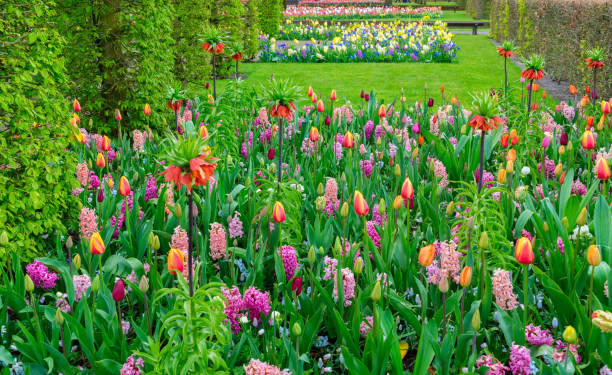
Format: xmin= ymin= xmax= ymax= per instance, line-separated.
xmin=343 ymin=131 xmax=353 ymax=149
xmin=168 ymin=248 xmax=185 ymax=275
xmin=144 ymin=103 xmax=151 ymax=115
xmin=309 ymin=127 xmax=319 ymax=143
xmin=330 ymin=89 xmax=337 ymax=101
xmin=114 ymin=109 xmax=122 ymax=122
xmin=272 ymin=201 xmax=286 ymax=223
xmin=587 ymin=116 xmax=594 ymax=129
xmin=581 ymin=130 xmax=595 ymax=150
xmin=118 ymin=176 xmax=131 ymax=196
xmin=378 ymin=104 xmax=386 ymax=118
xmin=199 ymin=125 xmax=209 ymax=139
xmin=602 ymin=101 xmax=611 ymax=115
xmin=101 ymin=135 xmax=111 ymax=151
xmin=316 ymin=100 xmax=324 ymax=113
xmin=459 ymin=266 xmax=472 ymax=287
xmin=515 ymin=236 xmax=534 ymax=265
xmin=353 ymin=190 xmax=369 ymax=216
xmin=596 ymin=157 xmax=611 ymax=180
xmin=73 ymin=99 xmax=81 ymax=112
xmin=311 ymin=93 xmax=317 ymax=104
xmin=90 ymin=232 xmax=105 ymax=255
xmin=401 ymin=177 xmax=414 ymax=200
xmin=418 ymin=244 xmax=435 ymax=267
xmin=96 ymin=152 xmax=106 ymax=168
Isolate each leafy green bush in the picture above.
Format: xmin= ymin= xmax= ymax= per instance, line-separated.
xmin=490 ymin=0 xmax=612 ymax=98
xmin=243 ymin=0 xmax=261 ymax=59
xmin=211 ymin=0 xmax=246 ymax=77
xmin=259 ymin=0 xmax=281 ymax=37
xmin=0 ymin=0 xmax=80 ymax=263
xmin=174 ymin=0 xmax=212 ymax=87
xmin=466 ymin=0 xmax=491 ymax=19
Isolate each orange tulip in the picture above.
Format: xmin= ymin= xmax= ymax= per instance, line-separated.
xmin=515 ymin=237 xmax=534 ymax=265
xmin=418 ymin=244 xmax=435 ymax=267
xmin=418 ymin=135 xmax=424 ymax=146
xmin=96 ymin=153 xmax=106 ymax=168
xmin=401 ymin=177 xmax=414 ymax=200
xmin=509 ymin=129 xmax=517 ymax=139
xmin=343 ymin=131 xmax=353 ymax=149
xmin=101 ymin=135 xmax=111 ymax=151
xmin=378 ymin=104 xmax=386 ymax=118
xmin=118 ymin=176 xmax=131 ymax=196
xmin=506 ymin=148 xmax=516 ymax=162
xmin=330 ymin=89 xmax=337 ymax=101
xmin=353 ymin=190 xmax=369 ymax=216
xmin=580 ymin=95 xmax=589 ymax=107
xmin=393 ymin=195 xmax=404 ymax=210
xmin=310 ymin=127 xmax=319 ymax=143
xmin=569 ymin=85 xmax=577 ymax=95
xmin=587 ymin=245 xmax=601 ymax=266
xmin=199 ymin=125 xmax=209 ymax=139
xmin=90 ymin=232 xmax=105 ymax=255
xmin=542 ymin=90 xmax=547 ymax=99
xmin=168 ymin=248 xmax=185 ymax=275
xmin=587 ymin=116 xmax=594 ymax=129
xmin=596 ymin=157 xmax=611 ymax=180
xmin=450 ymin=97 xmax=458 ymax=106
xmin=459 ymin=266 xmax=472 ymax=287
xmin=581 ymin=130 xmax=595 ymax=150
xmin=501 ymin=134 xmax=509 ymax=148
xmin=316 ymin=100 xmax=324 ymax=113
xmin=272 ymin=201 xmax=286 ymax=223
xmin=73 ymin=99 xmax=81 ymax=112
xmin=144 ymin=103 xmax=151 ymax=115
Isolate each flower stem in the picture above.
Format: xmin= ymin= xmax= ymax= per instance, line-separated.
xmin=588 ymin=266 xmax=594 ymax=318
xmin=459 ymin=287 xmax=466 ymax=334
xmin=478 ymin=128 xmax=485 ymax=193
xmin=526 ymin=79 xmax=534 ymax=113
xmin=188 ymin=191 xmax=194 ymax=297
xmin=523 ymin=264 xmax=529 ymax=326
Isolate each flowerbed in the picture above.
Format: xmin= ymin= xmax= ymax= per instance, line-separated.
xmin=284 ymin=5 xmax=442 ymax=21
xmin=298 ymin=0 xmax=385 ymax=6
xmin=260 ymin=20 xmax=458 ymax=63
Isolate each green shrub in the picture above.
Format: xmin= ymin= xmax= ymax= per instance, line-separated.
xmin=259 ymin=0 xmax=281 ymax=37
xmin=243 ymin=0 xmax=261 ymax=59
xmin=490 ymin=0 xmax=611 ymax=98
xmin=466 ymin=0 xmax=491 ymax=19
xmin=0 ymin=0 xmax=80 ymax=263
xmin=174 ymin=0 xmax=212 ymax=87
xmin=210 ymin=0 xmax=246 ymax=77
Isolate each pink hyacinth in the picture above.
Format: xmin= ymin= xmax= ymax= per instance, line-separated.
xmin=278 ymin=245 xmax=299 ymax=280
xmin=243 ymin=359 xmax=291 ymax=375
xmin=364 ymin=120 xmax=374 ymax=139
xmin=76 ymin=162 xmax=89 ymax=187
xmin=25 ymin=261 xmax=58 ymax=290
xmin=509 ymin=343 xmax=532 ymax=375
xmin=209 ymin=222 xmax=227 ymax=260
xmin=79 ymin=207 xmax=98 ymax=240
xmin=229 ymin=212 xmax=244 ymax=239
xmin=120 ymin=355 xmax=144 ymax=375
xmin=537 ymin=157 xmax=556 ymax=180
xmin=56 ymin=295 xmax=71 ymax=313
xmin=360 ymin=316 xmax=374 ymax=337
xmin=366 ymin=220 xmax=381 ymax=248
xmin=132 ymin=130 xmax=145 ymax=152
xmin=170 ymin=226 xmax=188 ymax=253
xmin=144 ymin=175 xmax=158 ymax=202
xmin=73 ymin=274 xmax=91 ymax=302
xmin=571 ymin=179 xmax=587 ymax=195
xmin=332 ymin=268 xmax=355 ymax=306
xmin=427 ymin=157 xmax=449 ymax=189
xmin=243 ymin=286 xmax=271 ymax=323
xmin=439 ymin=241 xmax=461 ymax=284
xmin=492 ymin=268 xmax=519 ymax=311
xmin=476 ymin=354 xmax=509 ymax=375
xmin=324 ymin=178 xmax=339 ymax=207
xmin=323 ymin=256 xmax=338 ymax=281
xmin=525 ymin=324 xmax=553 ymax=346
xmin=222 ymin=286 xmax=245 ymax=334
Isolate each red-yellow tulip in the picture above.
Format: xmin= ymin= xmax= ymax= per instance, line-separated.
xmin=168 ymin=248 xmax=185 ymax=275
xmin=343 ymin=131 xmax=353 ymax=149
xmin=581 ymin=130 xmax=595 ymax=150
xmin=602 ymin=101 xmax=611 ymax=115
xmin=587 ymin=116 xmax=594 ymax=129
xmin=330 ymin=90 xmax=337 ymax=101
xmin=114 ymin=109 xmax=122 ymax=122
xmin=118 ymin=176 xmax=131 ymax=196
xmin=316 ymin=100 xmax=324 ymax=113
xmin=199 ymin=125 xmax=209 ymax=139
xmin=418 ymin=244 xmax=435 ymax=267
xmin=310 ymin=127 xmax=319 ymax=143
xmin=353 ymin=190 xmax=369 ymax=216
xmin=73 ymin=99 xmax=81 ymax=112
xmin=459 ymin=266 xmax=472 ymax=287
xmin=501 ymin=134 xmax=509 ymax=148
xmin=307 ymin=86 xmax=313 ymax=98
xmin=311 ymin=93 xmax=317 ymax=104
xmin=378 ymin=104 xmax=386 ymax=118
xmin=96 ymin=153 xmax=106 ymax=168
xmin=587 ymin=245 xmax=601 ymax=266
xmin=90 ymin=232 xmax=105 ymax=255
xmin=272 ymin=201 xmax=286 ymax=223
xmin=515 ymin=237 xmax=534 ymax=265
xmin=401 ymin=177 xmax=414 ymax=200
xmin=101 ymin=135 xmax=111 ymax=151
xmin=596 ymin=157 xmax=611 ymax=180
xmin=144 ymin=103 xmax=151 ymax=115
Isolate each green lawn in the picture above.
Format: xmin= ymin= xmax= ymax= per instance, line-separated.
xmin=216 ymin=35 xmax=521 ymax=105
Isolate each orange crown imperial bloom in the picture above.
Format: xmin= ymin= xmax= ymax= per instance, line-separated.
xmin=202 ymin=42 xmax=225 ymax=54
xmin=316 ymin=100 xmax=325 ymax=113
xmin=401 ymin=177 xmax=414 ymax=200
xmin=199 ymin=125 xmax=209 ymax=139
xmin=586 ymin=58 xmax=605 ymax=69
xmin=190 ymin=157 xmax=217 ymax=187
xmin=272 ymin=201 xmax=286 ymax=223
xmin=515 ymin=236 xmax=534 ymax=265
xmin=353 ymin=190 xmax=369 ymax=216
xmin=496 ymin=46 xmax=514 ymax=58
xmin=343 ymin=131 xmax=354 ymax=149
xmin=73 ymin=99 xmax=81 ymax=112
xmin=330 ymin=89 xmax=337 ymax=101
xmin=309 ymin=127 xmax=319 ymax=143
xmin=231 ymin=52 xmax=243 ymax=61
xmin=144 ymin=103 xmax=151 ymax=115
xmin=581 ymin=130 xmax=595 ymax=150
xmin=418 ymin=244 xmax=435 ymax=267
xmin=90 ymin=232 xmax=106 ymax=255
xmin=101 ymin=135 xmax=111 ymax=151
xmin=269 ymin=102 xmax=296 ymax=120
xmin=168 ymin=248 xmax=185 ymax=275
xmin=521 ymin=69 xmax=544 ymax=81
xmin=118 ymin=176 xmax=131 ymax=196
xmin=596 ymin=157 xmax=611 ymax=180
xmin=569 ymin=85 xmax=577 ymax=95
xmin=460 ymin=266 xmax=473 ymax=287
xmin=378 ymin=104 xmax=386 ymax=118
xmin=469 ymin=115 xmax=503 ymax=132
xmin=96 ymin=153 xmax=106 ymax=168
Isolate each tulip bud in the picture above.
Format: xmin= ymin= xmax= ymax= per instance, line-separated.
xmin=55 ymin=308 xmax=65 ymax=325
xmin=497 ymin=168 xmax=507 ymax=184
xmin=354 ymin=257 xmax=363 ymax=275
xmin=543 ymin=222 xmax=549 ymax=232
xmin=73 ymin=254 xmax=81 ymax=271
xmin=139 ymin=275 xmax=149 ymax=292
xmin=371 ymin=280 xmax=382 ymax=302
xmin=318 ymin=246 xmax=324 ymax=255
xmin=97 ymin=188 xmax=104 ymax=202
xmin=587 ymin=245 xmax=601 ymax=266
xmin=0 ymin=231 xmax=7 ymax=246
xmin=66 ymin=235 xmax=73 ymax=249
xmin=554 ymin=163 xmax=563 ymax=177
xmin=460 ymin=266 xmax=472 ymax=287
xmin=317 ymin=183 xmax=324 ymax=195
xmin=479 ymin=232 xmax=489 ymax=249
xmin=340 ymin=202 xmax=349 ymax=218
xmin=153 ymin=235 xmax=160 ymax=250
xmin=558 ymin=145 xmax=565 ymax=156
xmin=446 ymin=201 xmax=455 ymax=216
xmin=378 ymin=198 xmax=386 ymax=214
xmin=576 ymin=207 xmax=587 ymax=226
xmin=91 ymin=275 xmax=100 ymax=292
xmin=148 ymin=232 xmax=155 ymax=247
xmin=471 ymin=309 xmax=481 ymax=331
xmin=567 ymin=141 xmax=573 ymax=152
xmin=411 ymin=147 xmax=419 ymax=160
xmin=25 ymin=275 xmax=35 ymax=292
xmin=333 ymin=237 xmax=342 ymax=256
xmin=394 ymin=164 xmax=401 ymax=176
xmin=438 ymin=276 xmax=449 ymax=293
xmin=393 ymin=195 xmax=403 ymax=210
xmin=315 ymin=196 xmax=326 ymax=211
xmin=562 ymin=325 xmax=577 ymax=344
xmin=292 ymin=322 xmax=302 ymax=336
xmin=460 ymin=124 xmax=467 ymax=134
xmin=561 ymin=217 xmax=569 ymax=231
xmin=308 ymin=246 xmax=316 ymax=265
xmin=175 ymin=204 xmax=182 ymax=218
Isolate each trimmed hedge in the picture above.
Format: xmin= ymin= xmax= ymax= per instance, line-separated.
xmin=490 ymin=0 xmax=612 ymax=99
xmin=466 ymin=0 xmax=491 ymax=19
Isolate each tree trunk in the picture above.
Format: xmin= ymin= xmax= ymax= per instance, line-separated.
xmin=101 ymin=0 xmax=124 ymax=131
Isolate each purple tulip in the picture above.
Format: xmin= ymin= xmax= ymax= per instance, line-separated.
xmin=112 ymin=279 xmax=125 ymax=303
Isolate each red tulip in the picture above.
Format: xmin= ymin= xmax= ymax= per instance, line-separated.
xmin=291 ymin=276 xmax=303 ymax=296
xmin=268 ymin=147 xmax=275 ymax=160
xmin=101 ymin=135 xmax=111 ymax=151
xmin=364 ymin=93 xmax=370 ymax=102
xmin=309 ymin=127 xmax=319 ymax=143
xmin=378 ymin=104 xmax=386 ymax=118
xmin=582 ymin=130 xmax=595 ymax=150
xmin=118 ymin=176 xmax=131 ymax=196
xmin=73 ymin=99 xmax=81 ymax=112
xmin=330 ymin=90 xmax=337 ymax=101
xmin=324 ymin=114 xmax=331 ymax=126
xmin=168 ymin=248 xmax=185 ymax=275
xmin=515 ymin=237 xmax=534 ymax=265
xmin=353 ymin=190 xmax=369 ymax=216
xmin=343 ymin=131 xmax=353 ymax=149
xmin=96 ymin=153 xmax=106 ymax=168
xmin=596 ymin=157 xmax=611 ymax=180
xmin=112 ymin=279 xmax=125 ymax=302
xmin=144 ymin=103 xmax=151 ymax=115
xmin=401 ymin=177 xmax=414 ymax=200
xmin=90 ymin=232 xmax=105 ymax=255
xmin=272 ymin=201 xmax=286 ymax=223
xmin=501 ymin=134 xmax=509 ymax=148
xmin=114 ymin=109 xmax=122 ymax=122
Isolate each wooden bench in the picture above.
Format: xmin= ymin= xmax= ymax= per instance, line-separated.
xmin=437 ymin=21 xmax=489 ymax=35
